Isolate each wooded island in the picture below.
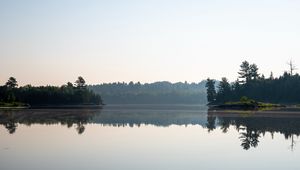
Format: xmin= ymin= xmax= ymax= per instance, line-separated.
xmin=206 ymin=60 xmax=300 ymax=109
xmin=0 ymin=76 xmax=102 ymax=108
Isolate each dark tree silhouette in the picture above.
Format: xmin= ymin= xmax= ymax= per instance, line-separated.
xmin=67 ymin=82 xmax=73 ymax=87
xmin=205 ymin=78 xmax=216 ymax=104
xmin=216 ymin=77 xmax=231 ymax=103
xmin=238 ymin=61 xmax=251 ymax=83
xmin=287 ymin=59 xmax=297 ymax=76
xmin=6 ymin=77 xmax=18 ymax=88
xmin=249 ymin=64 xmax=259 ymax=80
xmin=269 ymin=72 xmax=274 ymax=80
xmin=238 ymin=61 xmax=259 ymax=83
xmin=75 ymin=76 xmax=86 ymax=89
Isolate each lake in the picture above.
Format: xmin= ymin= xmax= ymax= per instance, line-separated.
xmin=1 ymin=105 xmax=300 ymax=170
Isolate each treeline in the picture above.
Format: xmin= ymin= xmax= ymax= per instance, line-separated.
xmin=89 ymin=81 xmax=207 ymax=104
xmin=206 ymin=60 xmax=300 ymax=104
xmin=0 ymin=77 xmax=102 ymax=106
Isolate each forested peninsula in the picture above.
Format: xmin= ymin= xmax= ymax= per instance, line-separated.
xmin=0 ymin=76 xmax=102 ymax=108
xmin=206 ymin=61 xmax=300 ymax=108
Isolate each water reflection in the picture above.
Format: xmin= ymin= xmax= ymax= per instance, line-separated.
xmin=1 ymin=106 xmax=300 ymax=151
xmin=0 ymin=106 xmax=207 ymax=134
xmin=207 ymin=109 xmax=300 ymax=150
xmin=0 ymin=109 xmax=97 ymax=135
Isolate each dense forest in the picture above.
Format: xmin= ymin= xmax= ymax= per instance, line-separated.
xmin=206 ymin=60 xmax=300 ymax=104
xmin=89 ymin=81 xmax=207 ymax=104
xmin=0 ymin=76 xmax=102 ymax=106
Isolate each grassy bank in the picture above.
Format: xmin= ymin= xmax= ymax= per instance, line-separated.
xmin=211 ymin=97 xmax=285 ymax=110
xmin=0 ymin=102 xmax=30 ymax=108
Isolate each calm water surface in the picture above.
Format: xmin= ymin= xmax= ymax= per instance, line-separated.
xmin=0 ymin=105 xmax=300 ymax=170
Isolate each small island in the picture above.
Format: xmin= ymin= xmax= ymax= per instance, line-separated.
xmin=0 ymin=76 xmax=103 ymax=109
xmin=211 ymin=96 xmax=285 ymax=110
xmin=206 ymin=61 xmax=299 ymax=110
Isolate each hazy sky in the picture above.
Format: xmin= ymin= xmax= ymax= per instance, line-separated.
xmin=1 ymin=0 xmax=300 ymax=86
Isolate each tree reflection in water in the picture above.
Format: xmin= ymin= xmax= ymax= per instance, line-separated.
xmin=239 ymin=128 xmax=260 ymax=150
xmin=207 ymin=109 xmax=300 ymax=150
xmin=206 ymin=115 xmax=216 ymax=132
xmin=1 ymin=108 xmax=300 ymax=150
xmin=4 ymin=122 xmax=17 ymax=134
xmin=0 ymin=109 xmax=99 ymax=135
xmin=76 ymin=123 xmax=85 ymax=134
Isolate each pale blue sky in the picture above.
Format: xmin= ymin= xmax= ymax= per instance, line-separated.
xmin=1 ymin=0 xmax=300 ymax=85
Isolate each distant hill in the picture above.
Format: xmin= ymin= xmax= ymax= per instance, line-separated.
xmin=88 ymin=81 xmax=207 ymax=104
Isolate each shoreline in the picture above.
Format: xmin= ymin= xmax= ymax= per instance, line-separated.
xmin=209 ymin=102 xmax=286 ymax=110
xmin=0 ymin=104 xmax=103 ymax=110
xmin=30 ymin=104 xmax=104 ymax=109
xmin=208 ymin=108 xmax=300 ymax=117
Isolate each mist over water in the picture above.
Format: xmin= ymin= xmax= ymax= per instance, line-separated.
xmin=1 ymin=105 xmax=300 ymax=170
